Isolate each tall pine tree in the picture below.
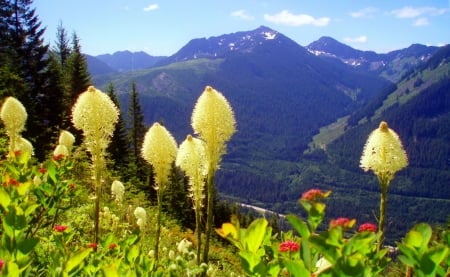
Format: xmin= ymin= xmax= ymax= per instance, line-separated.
xmin=106 ymin=82 xmax=131 ymax=173
xmin=1 ymin=0 xmax=55 ymax=159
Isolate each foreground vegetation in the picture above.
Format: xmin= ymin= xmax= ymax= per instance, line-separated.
xmin=0 ymin=86 xmax=448 ymax=276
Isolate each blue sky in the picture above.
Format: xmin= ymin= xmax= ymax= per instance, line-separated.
xmin=33 ymin=0 xmax=449 ymax=56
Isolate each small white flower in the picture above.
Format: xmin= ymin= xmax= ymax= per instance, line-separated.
xmin=111 ymin=180 xmax=125 ymax=202
xmin=134 ymin=207 xmax=147 ymax=230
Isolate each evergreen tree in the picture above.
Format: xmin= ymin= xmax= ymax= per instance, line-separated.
xmin=67 ymin=32 xmax=90 ymax=103
xmin=66 ymin=32 xmax=91 ymax=139
xmin=1 ymin=0 xmax=53 ymax=159
xmin=106 ymin=82 xmax=131 ymax=172
xmin=127 ymin=81 xmax=148 ymax=180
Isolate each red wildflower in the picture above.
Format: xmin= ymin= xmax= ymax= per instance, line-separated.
xmin=330 ymin=217 xmax=355 ymax=229
xmin=53 ymin=225 xmax=68 ymax=232
xmin=14 ymin=150 xmax=21 ymax=157
xmin=39 ymin=167 xmax=47 ymax=174
xmin=0 ymin=259 xmax=4 ymax=271
xmin=9 ymin=178 xmax=20 ymax=186
xmin=87 ymin=242 xmax=98 ymax=249
xmin=279 ymin=240 xmax=300 ymax=253
xmin=108 ymin=243 xmax=118 ymax=250
xmin=358 ymin=223 xmax=377 ymax=233
xmin=69 ymin=183 xmax=75 ymax=190
xmin=301 ymin=189 xmax=326 ymax=201
xmin=53 ymin=154 xmax=64 ymax=161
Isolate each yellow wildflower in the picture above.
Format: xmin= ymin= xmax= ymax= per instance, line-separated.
xmin=360 ymin=121 xmax=408 ymax=182
xmin=141 ymin=122 xmax=178 ymax=189
xmin=71 ymin=86 xmax=119 ymax=154
xmin=191 ymin=86 xmax=236 ymax=170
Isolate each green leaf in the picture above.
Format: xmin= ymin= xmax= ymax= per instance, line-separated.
xmin=243 ymin=218 xmax=268 ymax=253
xmin=0 ymin=189 xmax=11 ymax=209
xmin=102 ymin=264 xmax=120 ymax=277
xmin=286 ymin=214 xmax=310 ymax=239
xmin=284 ymin=259 xmax=310 ymax=277
xmin=126 ymin=245 xmax=139 ymax=263
xmin=16 ymin=181 xmax=31 ymax=196
xmin=64 ymin=248 xmax=93 ymax=273
xmin=18 ymin=237 xmax=39 ymax=255
xmin=239 ymin=250 xmax=262 ymax=274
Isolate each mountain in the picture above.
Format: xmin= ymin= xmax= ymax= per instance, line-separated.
xmin=155 ymin=26 xmax=281 ymax=66
xmin=91 ymin=26 xmax=449 ymax=241
xmin=307 ymin=36 xmax=440 ymax=82
xmin=95 ymin=50 xmax=166 ymax=72
xmin=85 ymin=54 xmax=117 ymax=76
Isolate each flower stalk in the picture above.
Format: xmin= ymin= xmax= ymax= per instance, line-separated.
xmin=191 ymin=86 xmax=236 ymax=264
xmin=71 ymin=86 xmax=119 ymax=244
xmin=360 ymin=121 xmax=408 ymax=251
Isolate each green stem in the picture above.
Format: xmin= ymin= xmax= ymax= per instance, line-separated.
xmin=195 ymin=200 xmax=202 ymax=265
xmin=202 ymin=169 xmax=215 ymax=264
xmin=155 ymin=188 xmax=163 ymax=262
xmin=377 ymin=177 xmax=389 ymax=252
xmin=93 ymin=155 xmax=103 ymax=246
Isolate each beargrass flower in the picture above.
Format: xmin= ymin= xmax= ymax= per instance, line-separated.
xmin=71 ymin=86 xmax=119 ymax=155
xmin=176 ymin=135 xmax=208 ymax=205
xmin=360 ymin=121 xmax=408 ymax=182
xmin=53 ymin=144 xmax=69 ymax=159
xmin=279 ymin=240 xmax=300 ymax=253
xmin=134 ymin=207 xmax=147 ymax=230
xmin=59 ymin=130 xmax=75 ymax=151
xmin=111 ymin=180 xmax=125 ymax=202
xmin=177 ymin=238 xmax=193 ymax=254
xmin=0 ymin=97 xmax=27 ymax=141
xmin=15 ymin=137 xmax=33 ymax=158
xmin=141 ymin=122 xmax=178 ymax=189
xmin=191 ymin=86 xmax=236 ymax=171
xmin=358 ymin=223 xmax=378 ymax=233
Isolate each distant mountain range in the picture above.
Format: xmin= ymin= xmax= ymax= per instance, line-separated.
xmin=87 ymin=26 xmax=449 ymax=241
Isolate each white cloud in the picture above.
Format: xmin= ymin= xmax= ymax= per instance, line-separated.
xmin=391 ymin=6 xmax=448 ymax=18
xmin=343 ymin=35 xmax=368 ymax=44
xmin=231 ymin=9 xmax=254 ymax=20
xmin=143 ymin=3 xmax=159 ymax=12
xmin=350 ymin=7 xmax=378 ymax=18
xmin=413 ymin=17 xmax=429 ymax=26
xmin=264 ymin=10 xmax=330 ymax=27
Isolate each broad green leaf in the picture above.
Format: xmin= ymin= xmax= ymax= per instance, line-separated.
xmin=126 ymin=244 xmax=139 ymax=263
xmin=18 ymin=237 xmax=39 ymax=255
xmin=102 ymin=264 xmax=120 ymax=277
xmin=243 ymin=218 xmax=268 ymax=253
xmin=5 ymin=261 xmax=20 ymax=276
xmin=16 ymin=181 xmax=31 ymax=196
xmin=0 ymin=189 xmax=11 ymax=209
xmin=286 ymin=214 xmax=310 ymax=238
xmin=64 ymin=248 xmax=92 ymax=273
xmin=239 ymin=250 xmax=262 ymax=274
xmin=284 ymin=259 xmax=310 ymax=277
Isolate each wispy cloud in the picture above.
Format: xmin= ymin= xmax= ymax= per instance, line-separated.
xmin=344 ymin=35 xmax=368 ymax=44
xmin=413 ymin=17 xmax=429 ymax=26
xmin=264 ymin=10 xmax=330 ymax=27
xmin=350 ymin=7 xmax=378 ymax=18
xmin=231 ymin=9 xmax=254 ymax=20
xmin=143 ymin=3 xmax=159 ymax=12
xmin=390 ymin=6 xmax=447 ymax=18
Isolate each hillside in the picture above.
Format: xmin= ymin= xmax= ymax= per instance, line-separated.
xmin=91 ymin=27 xmax=448 ymax=242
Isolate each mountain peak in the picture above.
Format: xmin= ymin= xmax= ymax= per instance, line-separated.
xmin=156 ymin=26 xmax=289 ymax=66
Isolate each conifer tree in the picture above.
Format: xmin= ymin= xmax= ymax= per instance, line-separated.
xmin=127 ymin=81 xmax=148 ymax=181
xmin=1 ymin=0 xmax=53 ymax=159
xmin=106 ymin=82 xmax=131 ymax=172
